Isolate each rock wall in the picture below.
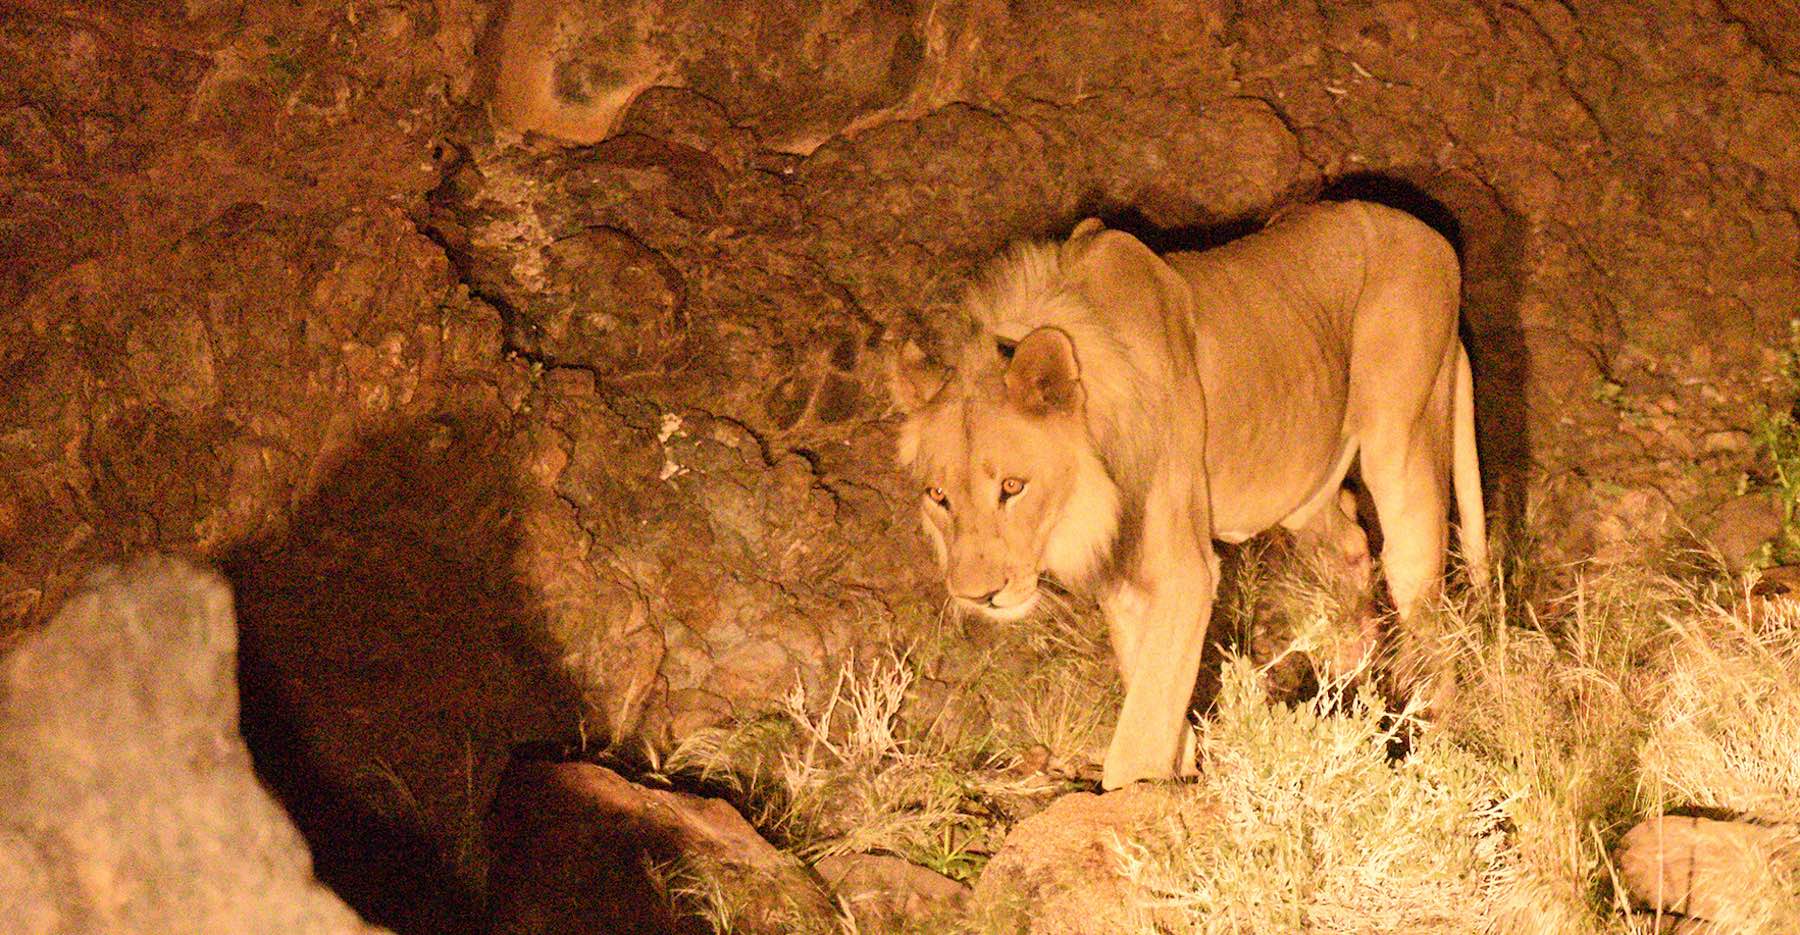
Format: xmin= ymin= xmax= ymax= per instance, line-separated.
xmin=482 ymin=0 xmax=1800 ymax=557
xmin=2 ymin=0 xmax=491 ymax=630
xmin=2 ymin=0 xmax=1797 ymax=925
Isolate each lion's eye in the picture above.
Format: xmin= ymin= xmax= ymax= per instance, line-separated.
xmin=926 ymin=486 xmax=950 ymax=509
xmin=999 ymin=477 xmax=1026 ymax=503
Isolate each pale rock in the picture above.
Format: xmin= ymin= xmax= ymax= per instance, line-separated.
xmin=815 ymin=853 xmax=970 ymax=932
xmin=1617 ymin=816 xmax=1799 ymax=926
xmin=1701 ymin=429 xmax=1753 ymax=454
xmin=971 ymin=787 xmax=1179 ymax=934
xmin=1591 ymin=486 xmax=1675 ymax=564
xmin=1701 ymin=493 xmax=1782 ymax=569
xmin=0 ymin=557 xmax=388 ymax=935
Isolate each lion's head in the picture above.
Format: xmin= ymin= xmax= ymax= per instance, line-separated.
xmin=891 ymin=327 xmax=1121 ymax=621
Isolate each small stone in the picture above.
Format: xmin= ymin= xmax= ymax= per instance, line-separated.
xmin=1701 ymin=493 xmax=1782 ymax=570
xmin=815 ymin=853 xmax=970 ymax=932
xmin=1590 ymin=486 xmax=1674 ymax=565
xmin=1701 ymin=429 xmax=1753 ymax=454
xmin=1012 ymin=744 xmax=1053 ymax=776
xmin=705 ymin=640 xmax=796 ymax=705
xmin=1736 ymin=564 xmax=1800 ymax=626
xmin=1751 ymin=565 xmax=1800 ymax=597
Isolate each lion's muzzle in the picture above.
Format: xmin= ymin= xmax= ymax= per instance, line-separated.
xmin=947 ymin=567 xmax=1039 ymax=621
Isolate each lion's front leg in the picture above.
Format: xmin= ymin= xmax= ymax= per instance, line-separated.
xmin=1100 ymin=474 xmax=1219 ymax=790
xmin=1101 ymin=580 xmax=1202 ymax=781
xmin=1099 ymin=581 xmax=1148 ymax=686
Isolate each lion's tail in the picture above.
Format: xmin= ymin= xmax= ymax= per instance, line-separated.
xmin=1452 ymin=343 xmax=1490 ymax=588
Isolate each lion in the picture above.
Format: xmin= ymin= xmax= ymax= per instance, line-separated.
xmin=890 ymin=199 xmax=1488 ymax=790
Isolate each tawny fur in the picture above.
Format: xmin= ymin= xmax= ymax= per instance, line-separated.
xmin=893 ymin=200 xmax=1488 ymax=789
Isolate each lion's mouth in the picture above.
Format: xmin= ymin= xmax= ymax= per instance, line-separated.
xmin=959 ymin=587 xmax=1039 ymax=622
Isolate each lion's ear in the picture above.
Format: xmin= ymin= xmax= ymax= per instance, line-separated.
xmin=1005 ymin=326 xmax=1083 ymax=417
xmin=1063 ymin=218 xmax=1106 ymax=263
xmin=888 ymin=339 xmax=954 ymax=413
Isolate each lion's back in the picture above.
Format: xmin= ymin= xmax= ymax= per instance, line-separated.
xmin=1168 ymin=200 xmax=1456 ymax=350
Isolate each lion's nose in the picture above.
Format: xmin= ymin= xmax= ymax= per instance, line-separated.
xmin=953 ymin=585 xmax=1005 ymax=606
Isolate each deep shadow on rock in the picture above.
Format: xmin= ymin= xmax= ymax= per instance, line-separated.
xmin=485 ymin=761 xmax=692 ymax=935
xmin=224 ymin=413 xmax=588 ymax=935
xmin=485 ymin=760 xmax=837 ymax=935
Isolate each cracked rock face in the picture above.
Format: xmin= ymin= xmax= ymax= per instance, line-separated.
xmin=486 ymin=0 xmax=924 ymax=153
xmin=3 ymin=0 xmax=1800 ymax=926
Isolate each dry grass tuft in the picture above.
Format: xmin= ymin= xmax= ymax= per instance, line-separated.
xmin=980 ymin=584 xmax=1122 ymax=770
xmin=1639 ymin=582 xmax=1800 ymax=823
xmin=643 ymin=851 xmax=853 ymax=935
xmin=1443 ymin=561 xmax=1693 ymax=933
xmin=663 ymin=650 xmax=1057 ymax=884
xmin=1108 ymin=547 xmax=1800 ymax=935
xmin=1114 ymin=657 xmax=1512 ymax=934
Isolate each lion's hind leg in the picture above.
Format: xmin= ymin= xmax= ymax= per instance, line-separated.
xmin=1287 ymin=487 xmax=1381 ymax=678
xmin=1357 ymin=355 xmax=1459 ymax=711
xmin=1363 ymin=448 xmax=1449 ymax=623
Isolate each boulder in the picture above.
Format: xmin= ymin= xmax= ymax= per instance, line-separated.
xmin=0 ymin=556 xmax=389 ymax=935
xmin=485 ymin=760 xmax=838 ymax=934
xmin=815 ymin=852 xmax=970 ymax=932
xmin=1617 ymin=815 xmax=1800 ymax=928
xmin=971 ymin=787 xmax=1175 ymax=934
xmin=1700 ymin=493 xmax=1783 ymax=570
